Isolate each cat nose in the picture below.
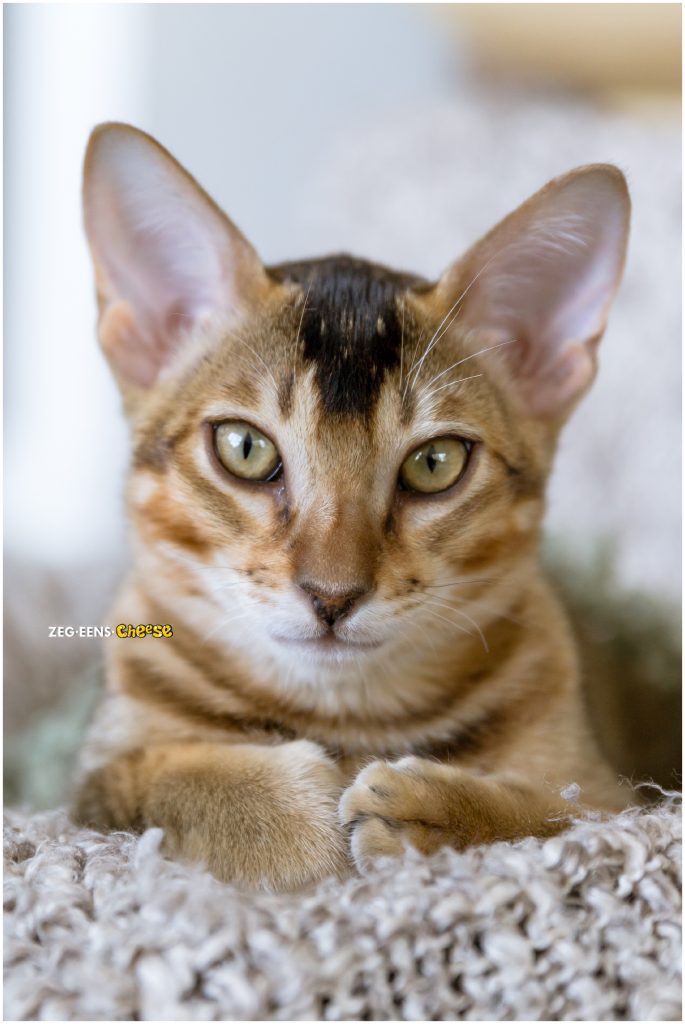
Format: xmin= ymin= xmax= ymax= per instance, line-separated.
xmin=298 ymin=581 xmax=369 ymax=628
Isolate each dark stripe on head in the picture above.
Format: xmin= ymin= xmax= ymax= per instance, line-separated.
xmin=269 ymin=255 xmax=427 ymax=417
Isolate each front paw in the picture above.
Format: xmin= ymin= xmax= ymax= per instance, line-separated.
xmin=339 ymin=756 xmax=462 ymax=871
xmin=153 ymin=739 xmax=352 ymax=891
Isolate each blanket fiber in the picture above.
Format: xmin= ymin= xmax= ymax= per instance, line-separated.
xmin=4 ymin=797 xmax=681 ymax=1022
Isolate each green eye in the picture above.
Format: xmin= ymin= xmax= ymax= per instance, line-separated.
xmin=214 ymin=421 xmax=281 ymax=481
xmin=399 ymin=437 xmax=470 ymax=494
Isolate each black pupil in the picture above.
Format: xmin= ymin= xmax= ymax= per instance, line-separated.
xmin=242 ymin=431 xmax=253 ymax=460
xmin=426 ymin=445 xmax=437 ymax=474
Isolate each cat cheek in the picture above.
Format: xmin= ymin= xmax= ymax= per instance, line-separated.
xmin=510 ymin=500 xmax=542 ymax=534
xmin=127 ymin=472 xmax=161 ymax=510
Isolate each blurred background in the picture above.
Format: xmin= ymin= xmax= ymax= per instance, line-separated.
xmin=4 ymin=4 xmax=681 ymax=802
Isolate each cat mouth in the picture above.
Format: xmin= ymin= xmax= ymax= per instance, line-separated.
xmin=273 ymin=634 xmax=383 ymax=657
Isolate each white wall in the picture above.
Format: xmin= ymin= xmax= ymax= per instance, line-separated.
xmin=5 ymin=5 xmax=147 ymax=564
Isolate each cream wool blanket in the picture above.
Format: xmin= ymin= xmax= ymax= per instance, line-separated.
xmin=4 ymin=797 xmax=681 ymax=1021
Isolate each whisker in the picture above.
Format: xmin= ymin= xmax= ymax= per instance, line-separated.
xmin=399 ymin=296 xmax=406 ymax=392
xmin=423 ymin=577 xmax=497 ymax=589
xmin=215 ymin=326 xmax=280 ymax=391
xmin=408 ymin=293 xmax=467 ymax=390
xmin=237 ymin=338 xmax=280 ymax=394
xmin=410 ymin=616 xmax=438 ymax=655
xmin=209 ymin=581 xmax=248 ymax=594
xmin=461 ymin=595 xmax=525 ymax=629
xmin=293 ymin=281 xmax=313 ymax=383
xmin=200 ymin=609 xmax=254 ymax=646
xmin=421 ymin=603 xmax=474 ymax=641
xmin=421 ymin=339 xmax=515 ymax=393
xmin=420 ymin=373 xmax=483 ymax=404
xmin=407 ymin=242 xmax=518 ymax=391
xmin=424 ymin=597 xmax=489 ymax=653
xmin=402 ymin=325 xmax=429 ymax=402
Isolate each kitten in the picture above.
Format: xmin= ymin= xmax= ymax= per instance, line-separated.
xmin=73 ymin=123 xmax=631 ymax=891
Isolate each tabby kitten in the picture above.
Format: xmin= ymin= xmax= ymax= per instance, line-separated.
xmin=74 ymin=123 xmax=631 ymax=891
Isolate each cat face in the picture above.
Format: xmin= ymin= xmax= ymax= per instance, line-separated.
xmin=83 ymin=124 xmax=630 ymax=677
xmin=124 ymin=259 xmax=547 ymax=669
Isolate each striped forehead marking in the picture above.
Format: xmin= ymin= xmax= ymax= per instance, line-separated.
xmin=269 ymin=255 xmax=427 ymax=417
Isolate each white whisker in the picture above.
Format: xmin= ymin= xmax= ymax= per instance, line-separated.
xmin=421 ymin=598 xmax=485 ymax=651
xmin=399 ymin=296 xmax=406 ymax=391
xmin=234 ymin=336 xmax=280 ymax=394
xmin=293 ymin=281 xmax=312 ymax=383
xmin=402 ymin=325 xmax=429 ymax=401
xmin=420 ymin=373 xmax=483 ymax=404
xmin=421 ymin=339 xmax=515 ymax=393
xmin=408 ymin=294 xmax=466 ymax=390
xmin=425 ymin=596 xmax=489 ymax=653
xmin=421 ymin=603 xmax=474 ymax=641
xmin=462 ymin=595 xmax=525 ymax=630
xmin=407 ymin=242 xmax=517 ymax=392
xmin=424 ymin=576 xmax=497 ymax=589
xmin=200 ymin=609 xmax=253 ymax=647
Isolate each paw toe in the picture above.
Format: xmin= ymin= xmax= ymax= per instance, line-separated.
xmin=339 ymin=761 xmax=405 ymax=826
xmin=349 ymin=816 xmax=407 ymax=872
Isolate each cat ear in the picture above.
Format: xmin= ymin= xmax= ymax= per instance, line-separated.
xmin=83 ymin=123 xmax=268 ymax=389
xmin=435 ymin=165 xmax=630 ymax=418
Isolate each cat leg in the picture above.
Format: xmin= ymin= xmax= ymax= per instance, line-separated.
xmin=339 ymin=756 xmax=582 ymax=871
xmin=73 ymin=739 xmax=349 ymax=890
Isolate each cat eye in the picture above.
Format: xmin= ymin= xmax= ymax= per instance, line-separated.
xmin=213 ymin=421 xmax=282 ymax=482
xmin=399 ymin=437 xmax=471 ymax=494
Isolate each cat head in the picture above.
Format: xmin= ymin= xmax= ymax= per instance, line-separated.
xmin=83 ymin=123 xmax=630 ymax=676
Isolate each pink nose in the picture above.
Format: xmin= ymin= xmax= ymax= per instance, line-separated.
xmin=298 ymin=581 xmax=369 ymax=628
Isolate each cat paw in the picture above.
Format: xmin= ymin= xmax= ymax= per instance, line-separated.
xmin=155 ymin=739 xmax=351 ymax=891
xmin=339 ymin=756 xmax=461 ymax=871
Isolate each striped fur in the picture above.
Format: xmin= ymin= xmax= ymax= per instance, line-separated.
xmin=74 ymin=126 xmax=631 ymax=890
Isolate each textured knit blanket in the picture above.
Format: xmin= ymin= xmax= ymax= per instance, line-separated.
xmin=4 ymin=798 xmax=681 ymax=1021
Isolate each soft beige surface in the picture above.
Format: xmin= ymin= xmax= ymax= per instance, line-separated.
xmin=4 ymin=796 xmax=681 ymax=1021
xmin=439 ymin=5 xmax=681 ymax=96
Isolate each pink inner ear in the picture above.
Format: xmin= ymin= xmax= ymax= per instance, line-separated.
xmin=93 ymin=176 xmax=226 ymax=341
xmin=98 ymin=301 xmax=159 ymax=388
xmin=83 ymin=125 xmax=265 ymax=389
xmin=451 ymin=168 xmax=630 ymax=418
xmin=518 ymin=342 xmax=596 ymax=417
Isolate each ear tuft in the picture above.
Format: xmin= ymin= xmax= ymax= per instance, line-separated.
xmin=437 ymin=165 xmax=631 ymax=418
xmin=83 ymin=123 xmax=267 ymax=390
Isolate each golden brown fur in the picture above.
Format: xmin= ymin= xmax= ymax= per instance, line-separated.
xmin=73 ymin=123 xmax=632 ymax=891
